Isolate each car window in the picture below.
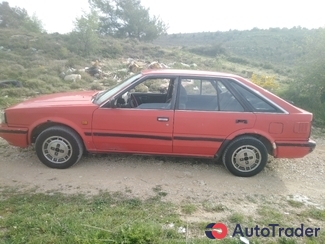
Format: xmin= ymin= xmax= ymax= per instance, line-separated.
xmin=218 ymin=82 xmax=245 ymax=112
xmin=178 ymin=79 xmax=244 ymax=111
xmin=181 ymin=79 xmax=217 ymax=95
xmin=94 ymin=73 xmax=141 ymax=105
xmin=230 ymin=81 xmax=278 ymax=112
xmin=141 ymin=78 xmax=170 ymax=93
xmin=115 ymin=77 xmax=176 ymax=110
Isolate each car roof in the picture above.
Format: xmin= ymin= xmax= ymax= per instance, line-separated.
xmin=141 ymin=69 xmax=240 ymax=78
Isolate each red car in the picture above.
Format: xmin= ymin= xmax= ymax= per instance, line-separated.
xmin=0 ymin=69 xmax=316 ymax=177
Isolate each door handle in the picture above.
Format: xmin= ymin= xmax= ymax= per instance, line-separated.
xmin=157 ymin=117 xmax=169 ymax=122
xmin=236 ymin=119 xmax=247 ymax=124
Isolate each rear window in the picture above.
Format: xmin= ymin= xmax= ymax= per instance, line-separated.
xmin=230 ymin=81 xmax=279 ymax=112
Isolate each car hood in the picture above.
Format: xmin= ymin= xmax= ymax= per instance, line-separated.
xmin=9 ymin=91 xmax=97 ymax=109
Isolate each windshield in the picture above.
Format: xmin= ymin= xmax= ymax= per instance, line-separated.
xmin=93 ymin=73 xmax=142 ymax=105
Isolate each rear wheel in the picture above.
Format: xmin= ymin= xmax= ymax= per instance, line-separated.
xmin=35 ymin=126 xmax=83 ymax=169
xmin=222 ymin=136 xmax=268 ymax=177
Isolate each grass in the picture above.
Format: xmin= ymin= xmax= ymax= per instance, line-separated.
xmin=257 ymin=205 xmax=285 ymax=226
xmin=0 ymin=187 xmax=324 ymax=243
xmin=181 ymin=204 xmax=197 ymax=215
xmin=302 ymin=208 xmax=325 ymax=221
xmin=287 ymin=199 xmax=305 ymax=208
xmin=0 ymin=190 xmax=182 ymax=243
xmin=202 ymin=201 xmax=226 ymax=212
xmin=229 ymin=212 xmax=245 ymax=223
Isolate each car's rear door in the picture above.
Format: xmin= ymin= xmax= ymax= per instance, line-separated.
xmin=172 ymin=77 xmax=256 ymax=156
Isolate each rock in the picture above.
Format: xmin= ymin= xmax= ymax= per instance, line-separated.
xmin=64 ymin=74 xmax=81 ymax=82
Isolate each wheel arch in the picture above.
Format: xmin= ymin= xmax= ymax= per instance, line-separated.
xmin=29 ymin=119 xmax=87 ymax=150
xmin=216 ymin=132 xmax=274 ymax=159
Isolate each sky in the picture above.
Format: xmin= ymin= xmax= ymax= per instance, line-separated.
xmin=5 ymin=0 xmax=325 ymax=34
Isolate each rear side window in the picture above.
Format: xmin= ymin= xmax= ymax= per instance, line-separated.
xmin=230 ymin=82 xmax=278 ymax=112
xmin=178 ymin=78 xmax=244 ymax=111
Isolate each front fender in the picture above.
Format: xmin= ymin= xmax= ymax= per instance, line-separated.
xmin=27 ymin=117 xmax=95 ymax=150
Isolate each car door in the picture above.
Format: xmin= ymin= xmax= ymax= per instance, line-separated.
xmin=91 ymin=76 xmax=176 ymax=154
xmin=172 ymin=77 xmax=256 ymax=156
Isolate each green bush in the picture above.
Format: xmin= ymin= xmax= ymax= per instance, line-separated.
xmin=0 ymin=96 xmax=21 ymax=108
xmin=90 ymin=83 xmax=104 ymax=90
xmin=113 ymin=222 xmax=162 ymax=244
xmin=188 ymin=44 xmax=226 ymax=57
xmin=100 ymin=40 xmax=123 ymax=58
xmin=0 ymin=87 xmax=34 ymax=97
xmin=21 ymin=79 xmax=46 ymax=89
xmin=227 ymin=56 xmax=250 ymax=65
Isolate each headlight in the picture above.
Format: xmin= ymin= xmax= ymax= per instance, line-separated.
xmin=0 ymin=111 xmax=7 ymax=124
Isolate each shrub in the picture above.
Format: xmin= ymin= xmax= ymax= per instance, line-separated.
xmin=21 ymin=79 xmax=46 ymax=89
xmin=229 ymin=212 xmax=244 ymax=223
xmin=227 ymin=56 xmax=250 ymax=65
xmin=188 ymin=44 xmax=226 ymax=57
xmin=113 ymin=222 xmax=162 ymax=244
xmin=90 ymin=83 xmax=103 ymax=90
xmin=251 ymin=73 xmax=279 ymax=91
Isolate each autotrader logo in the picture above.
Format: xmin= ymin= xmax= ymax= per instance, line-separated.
xmin=205 ymin=223 xmax=228 ymax=239
xmin=205 ymin=222 xmax=321 ymax=239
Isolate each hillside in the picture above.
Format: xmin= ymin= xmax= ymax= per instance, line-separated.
xmin=155 ymin=27 xmax=322 ymax=68
xmin=0 ymin=27 xmax=292 ymax=109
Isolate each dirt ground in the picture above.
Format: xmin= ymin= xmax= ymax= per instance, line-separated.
xmin=0 ymin=131 xmax=324 ymax=207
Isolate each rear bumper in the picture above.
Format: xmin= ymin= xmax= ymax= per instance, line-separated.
xmin=0 ymin=125 xmax=28 ymax=148
xmin=275 ymin=139 xmax=316 ymax=158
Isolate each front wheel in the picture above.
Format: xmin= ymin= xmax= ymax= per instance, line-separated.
xmin=35 ymin=126 xmax=84 ymax=169
xmin=222 ymin=137 xmax=268 ymax=177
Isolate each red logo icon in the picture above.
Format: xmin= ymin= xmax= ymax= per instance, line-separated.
xmin=205 ymin=222 xmax=228 ymax=239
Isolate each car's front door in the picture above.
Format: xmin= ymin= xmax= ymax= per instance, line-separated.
xmin=172 ymin=78 xmax=256 ymax=156
xmin=91 ymin=76 xmax=177 ymax=154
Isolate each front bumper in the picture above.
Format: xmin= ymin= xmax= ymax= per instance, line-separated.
xmin=0 ymin=125 xmax=28 ymax=148
xmin=275 ymin=139 xmax=316 ymax=158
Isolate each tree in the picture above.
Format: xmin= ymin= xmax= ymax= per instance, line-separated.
xmin=70 ymin=10 xmax=100 ymax=56
xmin=89 ymin=0 xmax=168 ymax=41
xmin=0 ymin=1 xmax=43 ymax=32
xmin=281 ymin=28 xmax=325 ymax=124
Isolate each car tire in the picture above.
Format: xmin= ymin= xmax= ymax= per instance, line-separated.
xmin=222 ymin=136 xmax=268 ymax=177
xmin=35 ymin=126 xmax=84 ymax=169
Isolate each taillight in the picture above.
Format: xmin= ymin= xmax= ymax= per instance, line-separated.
xmin=294 ymin=122 xmax=309 ymax=134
